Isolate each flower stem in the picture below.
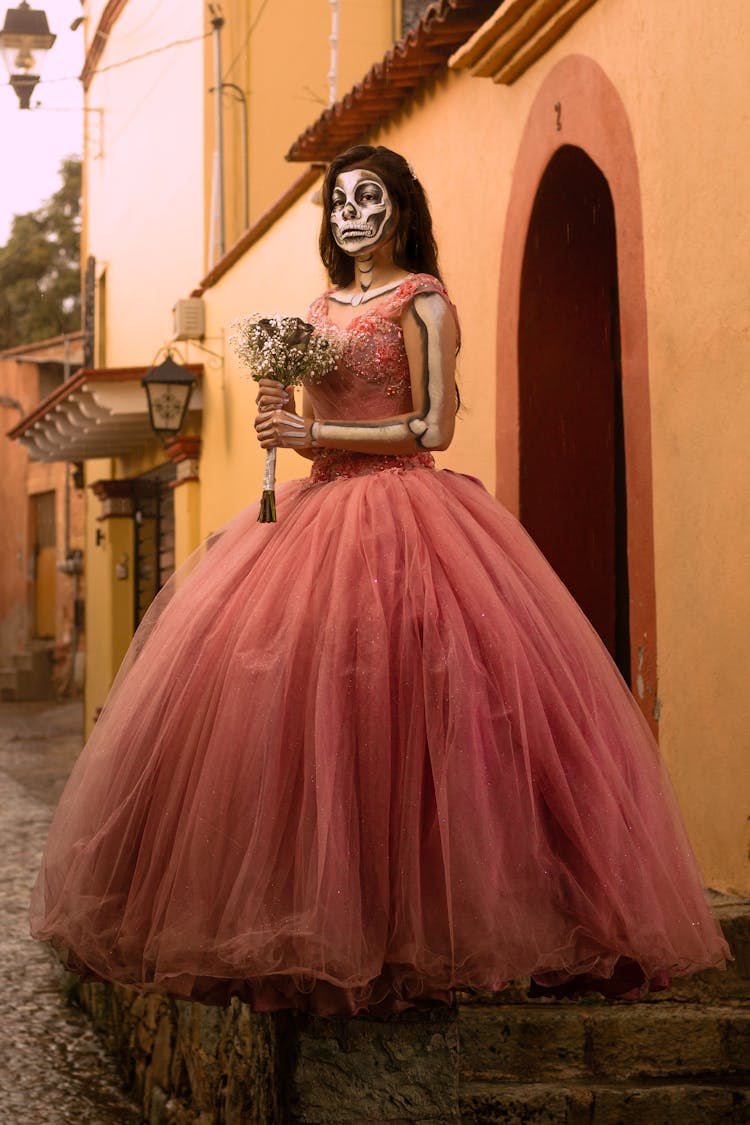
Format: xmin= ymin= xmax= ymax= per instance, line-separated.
xmin=258 ymin=447 xmax=278 ymax=523
xmin=258 ymin=490 xmax=277 ymax=523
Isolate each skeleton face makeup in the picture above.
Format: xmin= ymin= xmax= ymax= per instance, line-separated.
xmin=330 ymin=169 xmax=394 ymax=256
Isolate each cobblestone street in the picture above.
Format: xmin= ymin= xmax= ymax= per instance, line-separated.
xmin=0 ymin=702 xmax=142 ymax=1124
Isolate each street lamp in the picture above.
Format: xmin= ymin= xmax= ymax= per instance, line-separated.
xmin=0 ymin=1 xmax=55 ymax=109
xmin=141 ymin=354 xmax=197 ymax=438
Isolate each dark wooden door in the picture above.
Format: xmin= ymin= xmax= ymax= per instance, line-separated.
xmin=518 ymin=145 xmax=630 ymax=681
xmin=133 ymin=464 xmax=176 ymax=627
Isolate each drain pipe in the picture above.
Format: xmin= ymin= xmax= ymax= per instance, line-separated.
xmin=210 ymin=82 xmax=249 ymax=231
xmin=328 ymin=0 xmax=339 ymax=106
xmin=209 ymin=4 xmax=226 ymax=260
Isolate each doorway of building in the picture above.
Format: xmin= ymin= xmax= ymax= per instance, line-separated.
xmin=133 ymin=463 xmax=176 ymax=628
xmin=518 ymin=144 xmax=630 ymax=681
xmin=32 ymin=490 xmax=57 ymax=639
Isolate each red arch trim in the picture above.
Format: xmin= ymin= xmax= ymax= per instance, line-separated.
xmin=495 ymin=54 xmax=658 ymax=731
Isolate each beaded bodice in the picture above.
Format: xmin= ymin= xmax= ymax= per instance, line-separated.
xmin=304 ymin=274 xmax=457 ymax=483
xmin=305 ymin=273 xmax=456 ymax=420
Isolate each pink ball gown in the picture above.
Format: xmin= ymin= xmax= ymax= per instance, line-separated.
xmin=30 ymin=274 xmax=729 ymax=1015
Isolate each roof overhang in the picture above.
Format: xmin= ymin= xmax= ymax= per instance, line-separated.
xmin=0 ymin=331 xmax=85 ymax=366
xmin=286 ymin=0 xmax=500 ymax=163
xmin=449 ymin=0 xmax=599 ymax=84
xmin=6 ymin=364 xmax=203 ymax=462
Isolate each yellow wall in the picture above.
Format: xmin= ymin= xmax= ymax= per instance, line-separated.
xmin=85 ymin=0 xmax=206 ymax=365
xmin=82 ymin=0 xmax=207 ymax=727
xmin=204 ymin=0 xmax=398 ymax=254
xmin=385 ymin=1 xmax=749 ymax=892
xmin=81 ymin=0 xmax=750 ymax=889
xmin=337 ymin=0 xmax=400 ymax=95
xmin=173 ymin=480 xmax=201 ymax=567
xmin=83 ymin=459 xmax=135 ymax=733
xmin=197 ymin=196 xmax=328 ymax=533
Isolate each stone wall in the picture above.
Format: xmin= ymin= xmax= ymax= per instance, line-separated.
xmin=71 ymin=980 xmax=459 ymax=1124
xmin=69 ymin=901 xmax=749 ymax=1124
xmin=71 ymin=983 xmax=281 ymax=1124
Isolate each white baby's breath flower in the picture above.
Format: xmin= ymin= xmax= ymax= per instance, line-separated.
xmin=229 ymin=314 xmax=343 ymax=387
xmin=228 ymin=313 xmax=344 ymax=523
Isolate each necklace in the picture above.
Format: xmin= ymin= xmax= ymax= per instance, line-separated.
xmin=329 ymin=279 xmax=404 ymax=307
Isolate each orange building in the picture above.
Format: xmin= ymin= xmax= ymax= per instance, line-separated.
xmin=0 ymin=332 xmax=85 ymax=698
xmin=7 ymin=0 xmax=749 ymax=894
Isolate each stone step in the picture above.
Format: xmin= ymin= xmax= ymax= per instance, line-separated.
xmin=460 ymin=1080 xmax=750 ymax=1124
xmin=458 ymin=1002 xmax=750 ymax=1083
xmin=4 ymin=646 xmax=56 ymax=700
xmin=462 ymin=898 xmax=750 ymax=1008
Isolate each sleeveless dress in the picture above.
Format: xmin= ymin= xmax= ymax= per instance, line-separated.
xmin=30 ymin=274 xmax=729 ymax=1016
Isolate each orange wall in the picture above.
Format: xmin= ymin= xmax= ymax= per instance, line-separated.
xmin=0 ymin=358 xmax=85 ymax=673
xmin=200 ymin=1 xmax=750 ymax=892
xmin=372 ymin=1 xmax=750 ymax=892
xmin=0 ymin=358 xmax=32 ymax=661
xmin=27 ymin=459 xmax=86 ymax=652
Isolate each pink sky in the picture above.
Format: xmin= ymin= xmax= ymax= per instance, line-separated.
xmin=0 ymin=0 xmax=83 ymax=243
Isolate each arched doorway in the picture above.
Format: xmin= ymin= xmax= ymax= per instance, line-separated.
xmin=494 ymin=55 xmax=658 ymax=731
xmin=518 ymin=145 xmax=629 ymax=681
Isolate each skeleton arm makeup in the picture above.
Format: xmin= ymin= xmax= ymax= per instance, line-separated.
xmin=254 ymin=295 xmax=457 ymax=455
xmin=310 ymin=293 xmax=457 ymax=454
xmin=403 ymin=293 xmax=456 ymax=450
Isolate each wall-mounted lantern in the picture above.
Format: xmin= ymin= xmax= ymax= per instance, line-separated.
xmin=141 ymin=354 xmax=197 ymax=438
xmin=0 ymin=2 xmax=55 ymax=109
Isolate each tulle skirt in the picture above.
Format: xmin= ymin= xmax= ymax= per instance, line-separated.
xmin=30 ymin=455 xmax=729 ymax=1015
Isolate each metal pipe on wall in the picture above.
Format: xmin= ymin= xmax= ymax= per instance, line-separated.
xmin=209 ymin=4 xmax=226 ymax=260
xmin=214 ymin=82 xmax=249 ymax=231
xmin=328 ymin=0 xmax=339 ymax=107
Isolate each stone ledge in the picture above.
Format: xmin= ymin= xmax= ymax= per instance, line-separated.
xmin=459 ymin=1001 xmax=750 ymax=1083
xmin=70 ymin=980 xmax=459 ymax=1124
xmin=460 ymin=1080 xmax=750 ymax=1125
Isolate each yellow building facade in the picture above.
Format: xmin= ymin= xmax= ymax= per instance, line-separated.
xmin=10 ymin=0 xmax=749 ymax=893
xmin=68 ymin=0 xmax=402 ymax=724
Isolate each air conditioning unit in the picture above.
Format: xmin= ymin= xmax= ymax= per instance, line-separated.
xmin=173 ymin=298 xmax=205 ymax=341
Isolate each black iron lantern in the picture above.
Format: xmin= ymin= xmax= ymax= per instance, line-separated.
xmin=0 ymin=2 xmax=55 ymax=109
xmin=141 ymin=354 xmax=197 ymax=437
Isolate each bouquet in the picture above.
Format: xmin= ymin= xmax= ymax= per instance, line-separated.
xmin=229 ymin=315 xmax=343 ymax=522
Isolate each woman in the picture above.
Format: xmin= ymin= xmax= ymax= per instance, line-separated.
xmin=31 ymin=145 xmax=728 ymax=1016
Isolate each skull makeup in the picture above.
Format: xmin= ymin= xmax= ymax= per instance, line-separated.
xmin=330 ymin=169 xmax=394 ymax=256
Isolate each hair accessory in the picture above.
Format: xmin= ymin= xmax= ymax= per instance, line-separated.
xmin=406 ymin=161 xmax=418 ymax=181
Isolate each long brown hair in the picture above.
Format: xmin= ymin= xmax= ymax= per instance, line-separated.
xmin=319 ymin=146 xmax=442 ymax=286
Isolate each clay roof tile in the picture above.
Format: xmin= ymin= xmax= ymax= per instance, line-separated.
xmin=286 ymin=0 xmax=500 ymax=163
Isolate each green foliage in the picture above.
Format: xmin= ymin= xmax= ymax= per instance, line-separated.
xmin=0 ymin=157 xmax=82 ymax=350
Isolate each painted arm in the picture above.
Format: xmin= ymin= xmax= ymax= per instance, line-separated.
xmin=254 ymin=293 xmax=457 ymax=455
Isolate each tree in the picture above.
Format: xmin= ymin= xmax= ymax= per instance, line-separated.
xmin=0 ymin=157 xmax=81 ymax=350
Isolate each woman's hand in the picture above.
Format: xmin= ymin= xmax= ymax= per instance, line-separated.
xmin=254 ymin=378 xmax=289 ymax=415
xmin=254 ymin=380 xmax=313 ymax=450
xmin=255 ymin=410 xmax=314 ymax=450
